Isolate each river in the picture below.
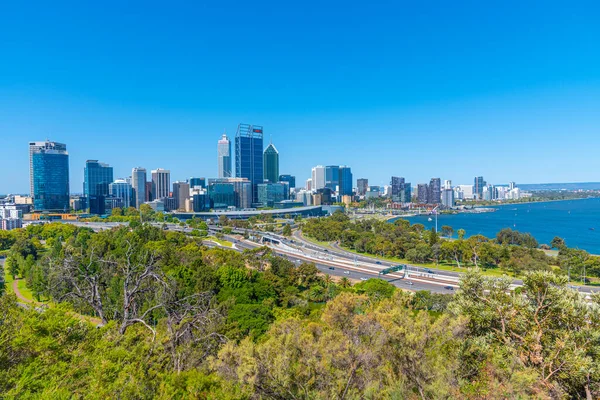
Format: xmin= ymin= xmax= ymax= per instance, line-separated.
xmin=395 ymin=198 xmax=600 ymax=253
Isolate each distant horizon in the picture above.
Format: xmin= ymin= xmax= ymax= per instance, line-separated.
xmin=3 ymin=180 xmax=600 ymax=198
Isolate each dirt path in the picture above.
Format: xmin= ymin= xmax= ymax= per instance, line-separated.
xmin=12 ymin=278 xmax=103 ymax=326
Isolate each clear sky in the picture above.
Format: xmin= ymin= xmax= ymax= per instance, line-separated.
xmin=1 ymin=1 xmax=599 ymax=194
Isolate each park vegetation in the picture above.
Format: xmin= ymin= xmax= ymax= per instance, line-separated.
xmin=0 ymin=222 xmax=599 ymax=398
xmin=301 ymin=212 xmax=600 ymax=281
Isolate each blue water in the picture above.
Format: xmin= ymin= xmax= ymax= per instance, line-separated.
xmin=397 ymin=198 xmax=600 ymax=254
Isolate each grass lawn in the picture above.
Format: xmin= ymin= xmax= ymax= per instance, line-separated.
xmin=205 ymin=236 xmax=233 ymax=248
xmin=3 ymin=265 xmax=15 ymax=295
xmin=297 ymin=233 xmax=336 ymax=250
xmin=337 ymin=245 xmax=514 ymax=278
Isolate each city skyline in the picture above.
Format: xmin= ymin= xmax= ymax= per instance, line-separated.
xmin=2 ymin=3 xmax=600 ymax=193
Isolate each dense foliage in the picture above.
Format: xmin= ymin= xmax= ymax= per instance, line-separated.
xmin=1 ymin=222 xmax=599 ymax=398
xmin=301 ymin=213 xmax=600 ymax=279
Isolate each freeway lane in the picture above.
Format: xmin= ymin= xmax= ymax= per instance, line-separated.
xmin=225 ymin=234 xmax=452 ymax=294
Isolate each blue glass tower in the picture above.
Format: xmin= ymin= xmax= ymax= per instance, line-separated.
xmin=84 ymin=160 xmax=113 ymax=214
xmin=235 ymin=123 xmax=263 ymax=203
xmin=339 ymin=166 xmax=353 ymax=196
xmin=29 ymin=141 xmax=70 ymax=211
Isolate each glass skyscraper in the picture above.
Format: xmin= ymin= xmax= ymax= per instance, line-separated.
xmin=109 ymin=179 xmax=133 ymax=208
xmin=263 ymin=142 xmax=279 ymax=183
xmin=279 ymin=174 xmax=296 ymax=189
xmin=84 ymin=160 xmax=113 ymax=214
xmin=217 ymin=133 xmax=232 ymax=178
xmin=29 ymin=141 xmax=70 ymax=211
xmin=131 ymin=167 xmax=147 ymax=209
xmin=325 ymin=166 xmax=340 ymax=191
xmin=235 ymin=123 xmax=263 ymax=203
xmin=338 ymin=166 xmax=353 ymax=196
xmin=84 ymin=160 xmax=113 ymax=197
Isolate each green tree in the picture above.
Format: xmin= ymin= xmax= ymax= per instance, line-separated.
xmin=551 ymin=236 xmax=566 ymax=249
xmin=441 ymin=225 xmax=454 ymax=237
xmin=282 ymin=224 xmax=292 ymax=237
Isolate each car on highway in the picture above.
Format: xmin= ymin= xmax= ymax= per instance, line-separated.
xmin=360 ymin=277 xmax=368 ymax=281
xmin=328 ymin=267 xmax=335 ymax=270
xmin=404 ymin=280 xmax=413 ymax=285
xmin=444 ymin=286 xmax=454 ymax=291
xmin=344 ymin=270 xmax=350 ymax=275
xmin=424 ymin=268 xmax=434 ymax=274
xmin=375 ymin=261 xmax=382 ymax=265
xmin=323 ymin=249 xmax=329 ymax=252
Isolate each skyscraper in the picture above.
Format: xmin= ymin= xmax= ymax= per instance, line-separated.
xmin=263 ymin=141 xmax=279 ymax=183
xmin=84 ymin=160 xmax=113 ymax=214
xmin=279 ymin=175 xmax=296 ymax=189
xmin=474 ymin=176 xmax=486 ymax=200
xmin=391 ymin=176 xmax=405 ymax=202
xmin=131 ymin=167 xmax=147 ymax=208
xmin=217 ymin=133 xmax=232 ymax=178
xmin=189 ymin=177 xmax=206 ymax=189
xmin=427 ymin=178 xmax=441 ymax=204
xmin=441 ymin=189 xmax=454 ymax=208
xmin=151 ymin=169 xmax=171 ymax=200
xmin=109 ymin=179 xmax=133 ymax=208
xmin=235 ymin=123 xmax=263 ymax=203
xmin=325 ymin=166 xmax=340 ymax=191
xmin=29 ymin=140 xmax=70 ymax=211
xmin=84 ymin=160 xmax=113 ymax=197
xmin=311 ymin=166 xmax=325 ymax=190
xmin=357 ymin=178 xmax=368 ymax=196
xmin=417 ymin=184 xmax=429 ymax=204
xmin=338 ymin=166 xmax=353 ymax=196
xmin=172 ymin=181 xmax=190 ymax=211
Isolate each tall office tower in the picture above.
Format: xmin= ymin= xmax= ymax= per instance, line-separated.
xmin=151 ymin=169 xmax=170 ymax=200
xmin=217 ymin=133 xmax=232 ymax=178
xmin=417 ymin=184 xmax=429 ymax=204
xmin=84 ymin=160 xmax=113 ymax=214
xmin=172 ymin=181 xmax=190 ymax=211
xmin=444 ymin=180 xmax=452 ymax=190
xmin=84 ymin=160 xmax=113 ymax=197
xmin=306 ymin=178 xmax=313 ymax=191
xmin=401 ymin=183 xmax=412 ymax=203
xmin=474 ymin=176 xmax=486 ymax=200
xmin=235 ymin=124 xmax=263 ymax=202
xmin=311 ymin=166 xmax=325 ymax=190
xmin=29 ymin=140 xmax=70 ymax=211
xmin=131 ymin=167 xmax=147 ymax=208
xmin=427 ymin=178 xmax=441 ymax=204
xmin=189 ymin=177 xmax=206 ymax=189
xmin=145 ymin=181 xmax=153 ymax=202
xmin=109 ymin=179 xmax=133 ymax=208
xmin=338 ymin=166 xmax=353 ymax=196
xmin=324 ymin=166 xmax=340 ymax=191
xmin=441 ymin=189 xmax=455 ymax=208
xmin=391 ymin=176 xmax=405 ymax=202
xmin=279 ymin=175 xmax=296 ymax=189
xmin=508 ymin=181 xmax=516 ymax=190
xmin=357 ymin=178 xmax=369 ymax=196
xmin=263 ymin=141 xmax=279 ymax=183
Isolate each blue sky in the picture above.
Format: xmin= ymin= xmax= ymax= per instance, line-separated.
xmin=1 ymin=1 xmax=599 ymax=194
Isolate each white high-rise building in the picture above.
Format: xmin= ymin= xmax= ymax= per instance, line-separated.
xmin=218 ymin=133 xmax=232 ymax=178
xmin=151 ymin=169 xmax=171 ymax=200
xmin=306 ymin=178 xmax=313 ymax=191
xmin=109 ymin=179 xmax=133 ymax=208
xmin=311 ymin=166 xmax=326 ymax=190
xmin=457 ymin=185 xmax=474 ymax=200
xmin=131 ymin=167 xmax=147 ymax=208
xmin=443 ymin=180 xmax=452 ymax=190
